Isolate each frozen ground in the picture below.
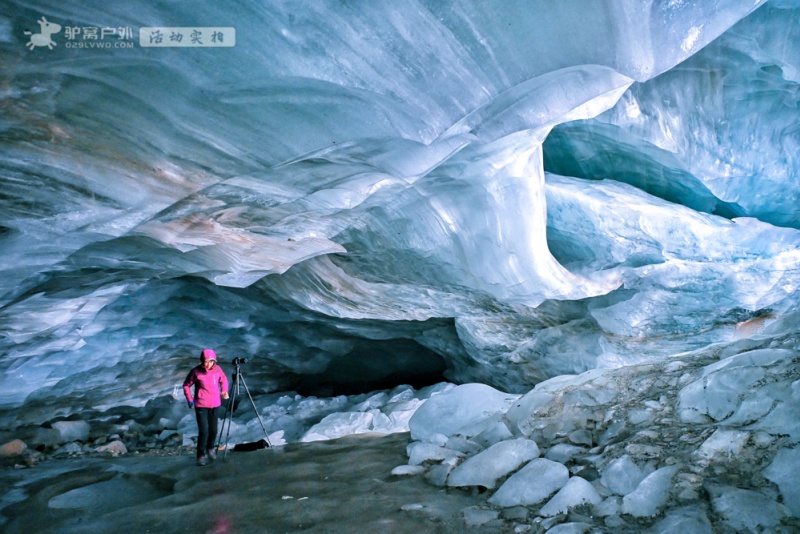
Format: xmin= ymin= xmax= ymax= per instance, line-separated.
xmin=0 ymin=433 xmax=489 ymax=534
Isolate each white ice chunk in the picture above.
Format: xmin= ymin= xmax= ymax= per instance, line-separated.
xmin=447 ymin=438 xmax=540 ymax=490
xmin=539 ymin=476 xmax=602 ymax=517
xmin=763 ymin=447 xmax=800 ymax=516
xmin=391 ymin=465 xmax=425 ymax=476
xmin=595 ymin=496 xmax=622 ymax=517
xmin=545 ymin=443 xmax=587 ymax=464
xmin=621 ymin=465 xmax=678 ymax=517
xmin=695 ymin=429 xmax=749 ymax=462
xmin=651 ymin=505 xmax=713 ymax=534
xmin=471 ymin=418 xmax=514 ymax=448
xmin=707 ymin=485 xmax=788 ymax=532
xmin=406 ymin=441 xmax=464 ymax=467
xmin=601 ymin=455 xmax=646 ymax=496
xmin=51 ymin=421 xmax=90 ymax=444
xmin=545 ymin=522 xmax=593 ymax=534
xmin=748 ymin=379 xmax=800 ymax=442
xmin=408 ymin=383 xmax=519 ymax=443
xmin=300 ymin=412 xmax=374 ymax=442
xmin=678 ymin=367 xmax=765 ymax=422
xmin=488 ymin=458 xmax=568 ymax=508
xmin=445 ymin=436 xmax=482 ymax=455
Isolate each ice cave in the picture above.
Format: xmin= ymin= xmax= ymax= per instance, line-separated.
xmin=1 ymin=0 xmax=800 ymax=532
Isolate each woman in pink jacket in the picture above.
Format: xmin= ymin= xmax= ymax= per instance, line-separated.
xmin=183 ymin=349 xmax=229 ymax=466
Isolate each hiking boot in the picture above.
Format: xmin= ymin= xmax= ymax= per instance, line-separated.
xmin=207 ymin=448 xmax=217 ymax=461
xmin=197 ymin=455 xmax=206 ymax=466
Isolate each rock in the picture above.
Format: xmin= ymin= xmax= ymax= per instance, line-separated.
xmin=55 ymin=442 xmax=84 ymax=455
xmin=52 ymin=420 xmax=90 ymax=443
xmin=0 ymin=439 xmax=27 ymax=457
xmin=30 ymin=427 xmax=61 ymax=448
xmin=97 ymin=440 xmax=128 ymax=455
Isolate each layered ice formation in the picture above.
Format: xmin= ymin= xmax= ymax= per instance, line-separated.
xmin=2 ymin=0 xmax=797 ymax=416
xmin=1 ymin=0 xmax=800 ymax=530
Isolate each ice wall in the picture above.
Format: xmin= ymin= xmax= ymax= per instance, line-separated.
xmin=1 ymin=0 xmax=799 ymax=422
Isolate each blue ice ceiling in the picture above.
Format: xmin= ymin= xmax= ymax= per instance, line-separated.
xmin=1 ymin=0 xmax=799 ymax=421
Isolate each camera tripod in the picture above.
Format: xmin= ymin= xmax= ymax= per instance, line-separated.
xmin=216 ymin=357 xmax=272 ymax=458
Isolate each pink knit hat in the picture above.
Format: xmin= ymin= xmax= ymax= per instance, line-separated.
xmin=200 ymin=349 xmax=217 ymax=362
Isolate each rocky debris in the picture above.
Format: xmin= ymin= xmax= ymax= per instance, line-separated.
xmin=96 ymin=440 xmax=128 ymax=456
xmin=400 ymin=330 xmax=800 ymax=532
xmin=0 ymin=395 xmax=199 ymax=469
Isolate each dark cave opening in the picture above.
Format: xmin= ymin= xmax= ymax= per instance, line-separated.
xmin=291 ymin=338 xmax=449 ymax=397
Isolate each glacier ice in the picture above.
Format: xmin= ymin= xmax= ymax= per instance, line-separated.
xmin=538 ymin=476 xmax=602 ymax=517
xmin=621 ymin=465 xmax=679 ymax=517
xmin=2 ymin=0 xmax=795 ymax=415
xmin=1 ymin=0 xmax=800 ymax=530
xmin=446 ymin=437 xmax=540 ymax=489
xmin=487 ymin=458 xmax=569 ymax=508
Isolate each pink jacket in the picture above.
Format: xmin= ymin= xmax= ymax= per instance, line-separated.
xmin=183 ymin=364 xmax=229 ymax=408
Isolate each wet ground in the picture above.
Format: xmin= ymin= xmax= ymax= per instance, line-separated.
xmin=0 ymin=432 xmax=492 ymax=534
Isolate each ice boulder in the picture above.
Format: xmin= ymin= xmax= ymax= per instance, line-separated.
xmin=650 ymin=505 xmax=713 ymax=534
xmin=706 ymin=484 xmax=788 ymax=532
xmin=601 ymin=455 xmax=647 ymax=495
xmin=763 ymin=447 xmax=800 ymax=516
xmin=539 ymin=476 xmax=602 ymax=517
xmin=622 ymin=465 xmax=678 ymax=517
xmin=301 ymin=411 xmax=376 ymax=442
xmin=447 ymin=438 xmax=540 ymax=490
xmin=409 ymin=383 xmax=519 ymax=443
xmin=695 ymin=429 xmax=749 ymax=462
xmin=51 ymin=420 xmax=90 ymax=443
xmin=488 ymin=458 xmax=568 ymax=507
xmin=406 ymin=441 xmax=463 ymax=467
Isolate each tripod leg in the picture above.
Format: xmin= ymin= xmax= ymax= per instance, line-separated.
xmin=215 ymin=391 xmax=234 ymax=453
xmin=239 ymin=374 xmax=272 ymax=447
xmin=218 ymin=370 xmax=240 ymax=459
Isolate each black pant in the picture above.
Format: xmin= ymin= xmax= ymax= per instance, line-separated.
xmin=195 ymin=407 xmax=218 ymax=457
